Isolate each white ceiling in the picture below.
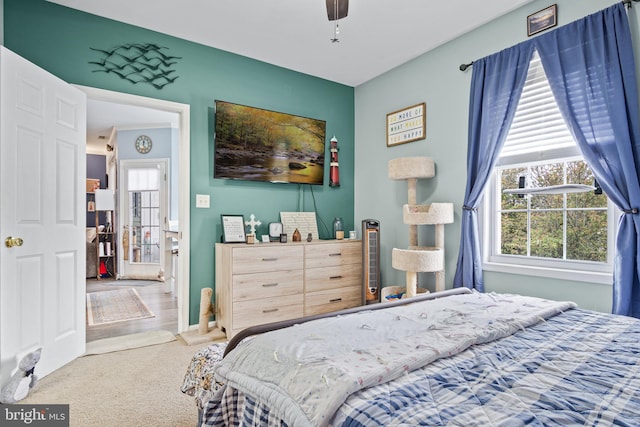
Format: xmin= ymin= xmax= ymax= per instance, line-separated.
xmin=46 ymin=0 xmax=535 ymax=151
xmin=85 ymin=98 xmax=179 ymax=153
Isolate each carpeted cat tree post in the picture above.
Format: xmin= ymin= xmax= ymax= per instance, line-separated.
xmin=387 ymin=157 xmax=454 ymax=298
xmin=179 ymin=288 xmax=226 ymax=345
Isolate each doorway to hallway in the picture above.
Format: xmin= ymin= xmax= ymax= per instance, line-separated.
xmin=80 ymin=85 xmax=191 ymax=334
xmin=85 ymin=278 xmax=178 ymax=343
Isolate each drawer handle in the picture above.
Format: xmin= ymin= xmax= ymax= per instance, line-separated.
xmin=262 ymin=257 xmax=279 ymax=261
xmin=329 ymin=253 xmax=342 ymax=257
xmin=329 ymin=298 xmax=343 ymax=303
xmin=329 ymin=275 xmax=343 ymax=280
xmin=262 ymin=283 xmax=279 ymax=287
xmin=263 ymin=308 xmax=279 ymax=313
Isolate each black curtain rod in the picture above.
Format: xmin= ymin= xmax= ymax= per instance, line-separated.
xmin=459 ymin=61 xmax=473 ymax=72
xmin=459 ymin=0 xmax=639 ymax=71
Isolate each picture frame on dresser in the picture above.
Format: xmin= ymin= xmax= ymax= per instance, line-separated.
xmin=221 ymin=214 xmax=246 ymax=243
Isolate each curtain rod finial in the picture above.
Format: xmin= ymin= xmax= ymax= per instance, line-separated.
xmin=459 ymin=62 xmax=473 ymax=72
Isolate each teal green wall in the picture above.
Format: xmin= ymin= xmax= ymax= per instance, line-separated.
xmin=4 ymin=0 xmax=355 ymax=325
xmin=355 ymin=0 xmax=635 ymax=313
xmin=7 ymin=0 xmax=636 ymax=318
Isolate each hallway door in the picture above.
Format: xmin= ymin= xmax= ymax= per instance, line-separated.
xmin=0 ymin=46 xmax=86 ymax=386
xmin=119 ymin=159 xmax=168 ymax=280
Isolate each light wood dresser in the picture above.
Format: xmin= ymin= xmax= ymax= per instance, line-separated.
xmin=215 ymin=240 xmax=362 ymax=339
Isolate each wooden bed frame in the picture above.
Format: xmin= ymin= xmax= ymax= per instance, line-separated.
xmin=224 ymin=287 xmax=472 ymax=356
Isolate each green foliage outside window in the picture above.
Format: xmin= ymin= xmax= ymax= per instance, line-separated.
xmin=499 ymin=160 xmax=607 ymax=262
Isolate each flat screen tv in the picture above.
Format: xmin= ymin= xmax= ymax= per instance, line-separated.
xmin=214 ymin=100 xmax=327 ymax=185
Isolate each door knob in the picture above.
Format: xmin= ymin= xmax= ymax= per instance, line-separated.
xmin=5 ymin=236 xmax=24 ymax=248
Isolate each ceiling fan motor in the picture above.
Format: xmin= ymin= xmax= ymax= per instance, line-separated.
xmin=326 ymin=0 xmax=348 ymax=21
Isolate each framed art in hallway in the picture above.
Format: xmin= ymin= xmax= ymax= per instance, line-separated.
xmin=528 ymin=4 xmax=557 ymax=36
xmin=86 ymin=178 xmax=100 ymax=193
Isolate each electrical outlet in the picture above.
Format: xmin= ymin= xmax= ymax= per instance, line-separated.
xmin=196 ymin=194 xmax=210 ymax=208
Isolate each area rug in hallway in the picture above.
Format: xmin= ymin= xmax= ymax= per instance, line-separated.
xmin=86 ymin=288 xmax=155 ymax=326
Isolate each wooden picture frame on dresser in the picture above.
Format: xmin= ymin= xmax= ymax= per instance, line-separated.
xmin=215 ymin=240 xmax=362 ymax=339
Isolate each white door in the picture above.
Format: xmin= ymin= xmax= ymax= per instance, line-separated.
xmin=119 ymin=159 xmax=168 ymax=280
xmin=0 ymin=47 xmax=87 ymax=386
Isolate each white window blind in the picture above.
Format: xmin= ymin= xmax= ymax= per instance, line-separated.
xmin=128 ymin=167 xmax=160 ymax=191
xmin=498 ymin=50 xmax=578 ymax=165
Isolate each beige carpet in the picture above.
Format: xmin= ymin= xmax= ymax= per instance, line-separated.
xmin=21 ymin=336 xmax=213 ymax=427
xmin=84 ymin=330 xmax=176 ymax=355
xmin=86 ymin=288 xmax=154 ymax=326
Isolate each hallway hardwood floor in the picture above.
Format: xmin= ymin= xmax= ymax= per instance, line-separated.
xmin=86 ymin=278 xmax=178 ymax=342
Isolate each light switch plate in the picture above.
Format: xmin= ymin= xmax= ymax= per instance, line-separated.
xmin=195 ymin=194 xmax=210 ymax=208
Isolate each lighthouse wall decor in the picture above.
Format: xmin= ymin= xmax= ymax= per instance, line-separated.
xmin=329 ymin=135 xmax=340 ymax=187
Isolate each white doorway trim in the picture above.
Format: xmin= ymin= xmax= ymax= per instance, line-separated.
xmin=75 ymin=85 xmax=191 ymax=333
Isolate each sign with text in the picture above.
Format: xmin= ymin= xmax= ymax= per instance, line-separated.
xmin=386 ymin=103 xmax=426 ymax=147
xmin=1 ymin=405 xmax=69 ymax=426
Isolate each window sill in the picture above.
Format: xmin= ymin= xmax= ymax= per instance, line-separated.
xmin=483 ymin=261 xmax=612 ymax=285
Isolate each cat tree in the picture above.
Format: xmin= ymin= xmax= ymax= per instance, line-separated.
xmin=388 ymin=157 xmax=453 ymax=298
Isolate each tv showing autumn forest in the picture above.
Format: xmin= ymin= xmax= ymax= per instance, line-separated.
xmin=213 ymin=100 xmax=327 ymax=185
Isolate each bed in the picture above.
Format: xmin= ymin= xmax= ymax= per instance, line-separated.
xmin=182 ymin=288 xmax=640 ymax=426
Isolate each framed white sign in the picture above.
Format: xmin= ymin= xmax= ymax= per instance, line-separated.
xmin=221 ymin=214 xmax=246 ymax=243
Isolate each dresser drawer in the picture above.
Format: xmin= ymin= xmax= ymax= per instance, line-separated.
xmin=304 ymin=242 xmax=361 ymax=269
xmin=232 ymin=270 xmax=303 ymax=302
xmin=304 ymin=286 xmax=361 ymax=316
xmin=233 ymin=293 xmax=304 ymax=330
xmin=232 ymin=245 xmax=303 ymax=274
xmin=305 ymin=264 xmax=362 ymax=293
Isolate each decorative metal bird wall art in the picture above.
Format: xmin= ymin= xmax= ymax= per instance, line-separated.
xmin=89 ymin=43 xmax=182 ymax=90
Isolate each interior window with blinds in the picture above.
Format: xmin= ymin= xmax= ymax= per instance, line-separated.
xmin=485 ymin=49 xmax=613 ymax=278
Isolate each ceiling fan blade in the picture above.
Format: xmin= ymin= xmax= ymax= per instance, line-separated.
xmin=326 ymin=0 xmax=349 ymax=21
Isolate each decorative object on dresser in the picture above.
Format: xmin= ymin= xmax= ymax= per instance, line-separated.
xmin=280 ymin=211 xmax=319 ymax=241
xmin=244 ymin=214 xmax=261 ymax=243
xmin=332 ymin=217 xmax=344 ymax=239
xmin=215 ymin=240 xmax=362 ymax=339
xmin=268 ymin=222 xmax=283 ymax=241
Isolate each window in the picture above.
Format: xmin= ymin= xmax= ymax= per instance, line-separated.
xmin=482 ymin=50 xmax=615 ymax=283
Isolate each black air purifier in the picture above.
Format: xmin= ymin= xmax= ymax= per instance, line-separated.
xmin=362 ymin=219 xmax=381 ymax=305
